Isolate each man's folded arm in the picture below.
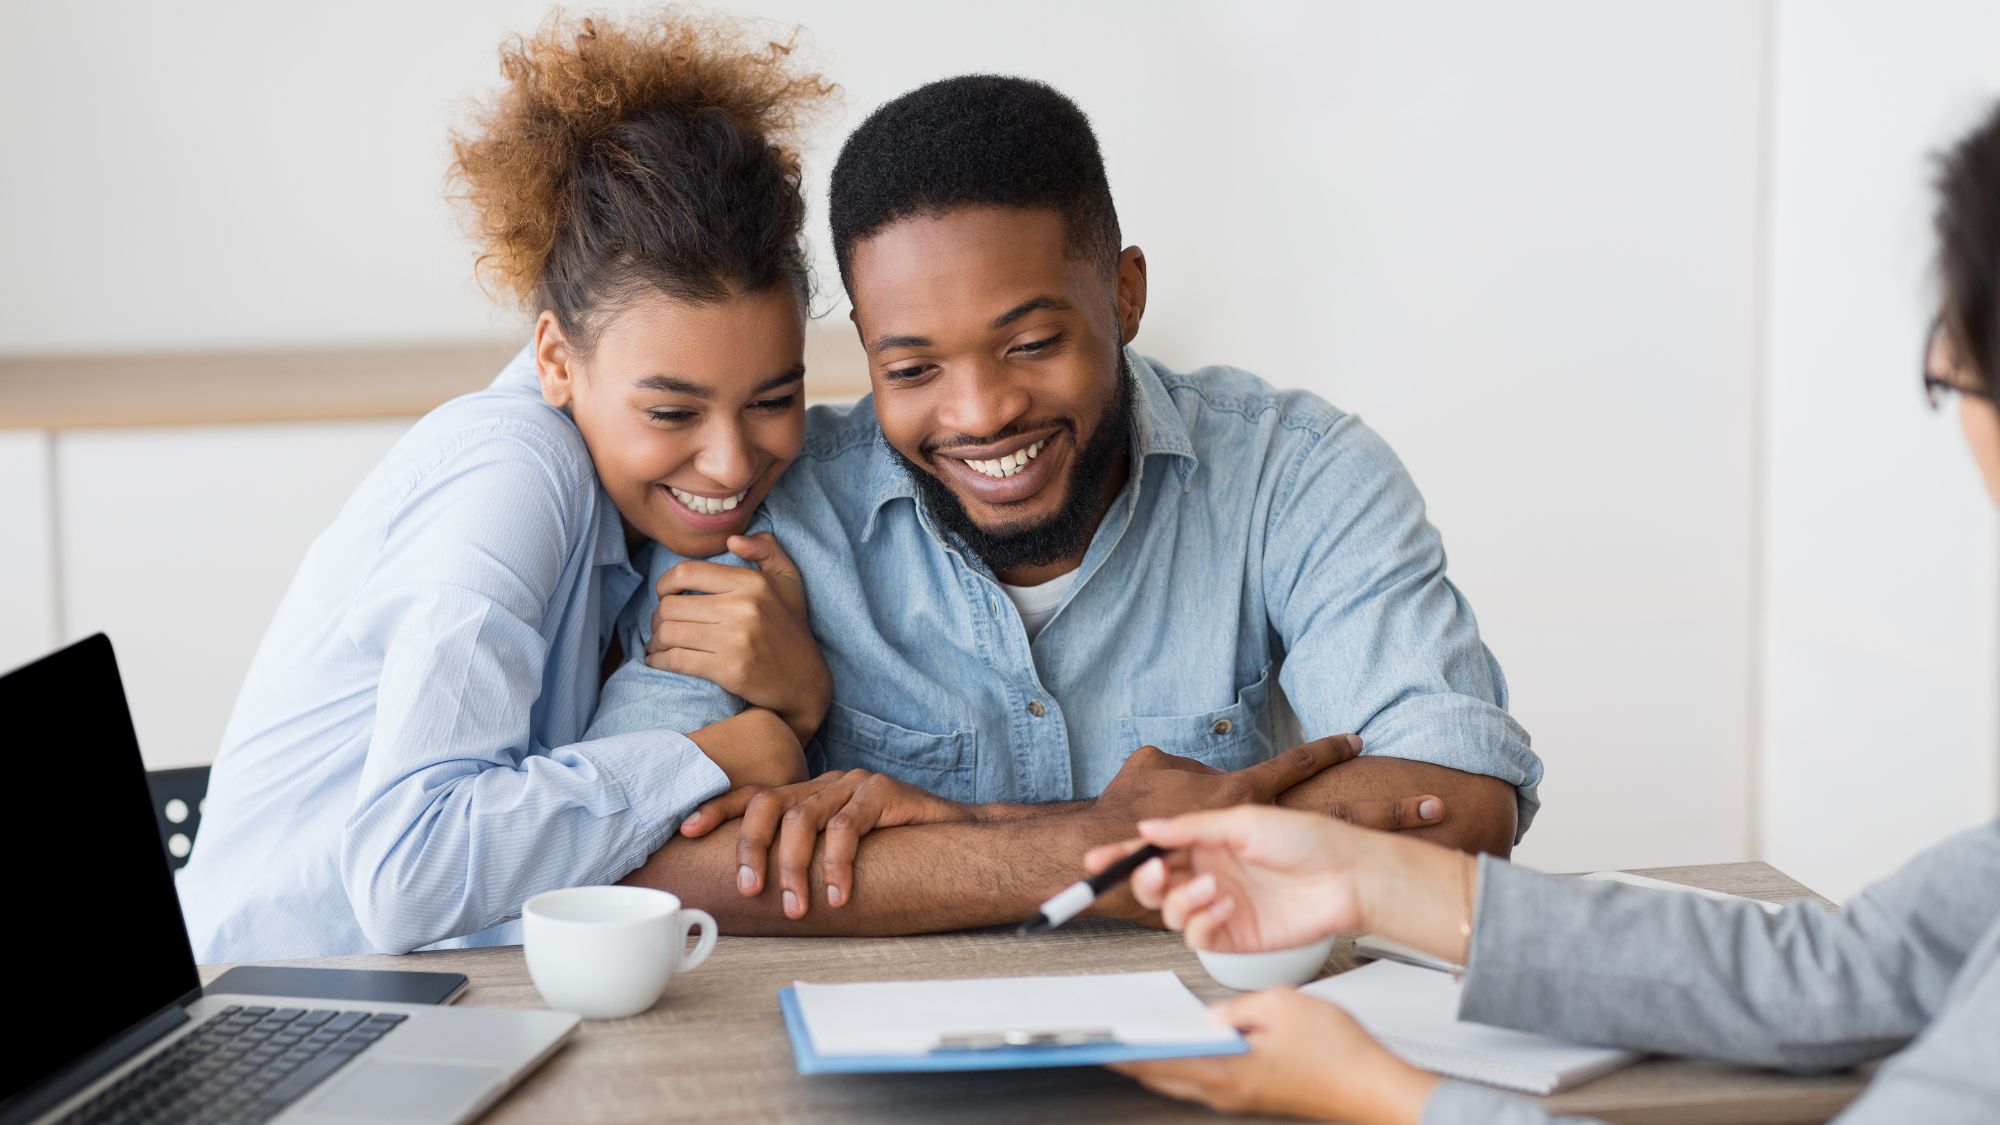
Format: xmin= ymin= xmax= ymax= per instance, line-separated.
xmin=1277 ymin=757 xmax=1517 ymax=856
xmin=617 ymin=812 xmax=1099 ymax=936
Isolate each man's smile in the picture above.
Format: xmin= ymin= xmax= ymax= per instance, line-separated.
xmin=932 ymin=428 xmax=1070 ymax=506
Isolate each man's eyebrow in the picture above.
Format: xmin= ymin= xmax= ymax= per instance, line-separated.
xmin=865 ymin=297 xmax=1074 ymax=355
xmin=990 ymin=296 xmax=1072 ymax=330
xmin=866 ymin=332 xmax=930 ymax=355
xmin=633 ymin=364 xmax=806 ymax=398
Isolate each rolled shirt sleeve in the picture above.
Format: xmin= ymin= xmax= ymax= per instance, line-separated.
xmin=340 ymin=432 xmax=728 ymax=953
xmin=1262 ymin=414 xmax=1541 ymax=837
xmin=585 ymin=541 xmax=750 ymax=742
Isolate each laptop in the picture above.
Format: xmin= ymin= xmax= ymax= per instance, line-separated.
xmin=0 ymin=636 xmax=579 ymax=1124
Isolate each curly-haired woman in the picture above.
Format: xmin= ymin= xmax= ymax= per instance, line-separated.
xmin=177 ymin=9 xmax=834 ymax=961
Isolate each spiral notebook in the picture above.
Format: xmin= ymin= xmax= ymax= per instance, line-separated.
xmin=1303 ymin=961 xmax=1638 ymax=1095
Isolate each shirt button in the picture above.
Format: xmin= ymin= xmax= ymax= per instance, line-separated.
xmin=1211 ymin=718 xmax=1234 ymax=736
xmin=1028 ymin=700 xmax=1047 ymax=718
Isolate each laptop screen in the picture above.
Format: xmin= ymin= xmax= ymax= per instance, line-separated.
xmin=1 ymin=635 xmax=202 ymax=1107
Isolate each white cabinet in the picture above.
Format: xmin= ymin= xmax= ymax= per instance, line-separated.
xmin=55 ymin=421 xmax=410 ymax=768
xmin=0 ymin=431 xmax=57 ymax=671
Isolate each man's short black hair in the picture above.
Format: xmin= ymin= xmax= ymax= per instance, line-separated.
xmin=829 ymin=74 xmax=1121 ymax=293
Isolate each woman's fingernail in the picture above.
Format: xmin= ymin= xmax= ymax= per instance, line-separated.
xmin=783 ymin=890 xmax=800 ymax=916
xmin=1420 ymin=798 xmax=1442 ymax=820
xmin=684 ymin=812 xmax=703 ymax=828
xmin=827 ymin=884 xmax=844 ymax=907
xmin=738 ymin=865 xmax=756 ymax=892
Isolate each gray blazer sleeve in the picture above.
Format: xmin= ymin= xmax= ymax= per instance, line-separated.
xmin=1832 ymin=915 xmax=2000 ymax=1123
xmin=1456 ymin=819 xmax=2000 ymax=1074
xmin=1424 ymin=914 xmax=2000 ymax=1124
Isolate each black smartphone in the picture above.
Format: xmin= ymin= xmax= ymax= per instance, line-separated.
xmin=205 ymin=966 xmax=469 ymax=1006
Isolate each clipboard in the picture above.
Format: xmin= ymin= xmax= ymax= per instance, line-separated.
xmin=778 ymin=986 xmax=1250 ymax=1074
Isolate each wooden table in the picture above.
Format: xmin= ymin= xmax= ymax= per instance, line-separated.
xmin=200 ymin=862 xmax=1868 ymax=1124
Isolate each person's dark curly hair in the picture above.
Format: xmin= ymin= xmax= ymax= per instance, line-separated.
xmin=1933 ymin=101 xmax=2000 ymax=390
xmin=828 ymin=75 xmax=1120 ymax=293
xmin=449 ymin=8 xmax=831 ymax=354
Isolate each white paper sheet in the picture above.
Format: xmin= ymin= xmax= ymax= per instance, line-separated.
xmin=1305 ymin=961 xmax=1637 ymax=1095
xmin=791 ymin=971 xmax=1241 ymax=1057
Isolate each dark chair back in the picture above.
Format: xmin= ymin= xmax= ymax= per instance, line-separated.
xmin=144 ymin=766 xmax=211 ymax=870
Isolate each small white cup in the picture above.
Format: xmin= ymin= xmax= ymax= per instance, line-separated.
xmin=1195 ymin=935 xmax=1340 ymax=991
xmin=523 ymin=886 xmax=717 ymax=1019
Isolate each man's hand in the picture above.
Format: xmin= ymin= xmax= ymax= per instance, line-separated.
xmin=1094 ymin=735 xmax=1442 ymax=834
xmin=679 ymin=770 xmax=975 ymax=919
xmin=646 ymin=533 xmax=832 ymax=745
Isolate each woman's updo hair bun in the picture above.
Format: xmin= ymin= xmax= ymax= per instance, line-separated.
xmin=450 ymin=7 xmax=830 ymax=352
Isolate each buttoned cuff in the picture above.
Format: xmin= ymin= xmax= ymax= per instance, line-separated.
xmin=572 ymin=730 xmax=732 ymax=882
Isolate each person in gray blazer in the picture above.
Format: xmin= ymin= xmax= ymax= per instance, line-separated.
xmin=1081 ymin=102 xmax=2000 ymax=1125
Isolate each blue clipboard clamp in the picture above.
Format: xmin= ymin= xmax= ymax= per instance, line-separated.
xmin=778 ymin=987 xmax=1250 ymax=1074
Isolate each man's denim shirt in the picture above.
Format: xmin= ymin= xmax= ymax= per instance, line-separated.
xmin=590 ymin=351 xmax=1542 ymax=836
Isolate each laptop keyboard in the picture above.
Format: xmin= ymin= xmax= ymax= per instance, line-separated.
xmin=58 ymin=1004 xmax=406 ymax=1124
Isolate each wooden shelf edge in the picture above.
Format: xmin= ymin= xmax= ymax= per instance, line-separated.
xmin=0 ymin=331 xmax=870 ymax=430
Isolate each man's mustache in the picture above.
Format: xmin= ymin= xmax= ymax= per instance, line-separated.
xmin=922 ymin=419 xmax=1076 ymax=461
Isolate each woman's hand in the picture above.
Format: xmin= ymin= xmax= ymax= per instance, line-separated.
xmin=1111 ymin=989 xmax=1439 ymax=1124
xmin=1083 ymin=804 xmax=1477 ymax=964
xmin=1085 ymin=805 xmax=1385 ymax=952
xmin=679 ymin=769 xmax=976 ymax=919
xmin=645 ymin=533 xmax=831 ymax=745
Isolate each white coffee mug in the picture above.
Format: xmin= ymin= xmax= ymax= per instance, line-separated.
xmin=522 ymin=885 xmax=718 ymax=1019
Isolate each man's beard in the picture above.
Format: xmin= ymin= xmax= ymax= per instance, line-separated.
xmin=893 ymin=352 xmax=1134 ymax=576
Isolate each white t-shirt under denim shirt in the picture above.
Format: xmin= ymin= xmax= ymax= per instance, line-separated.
xmin=176 ymin=347 xmax=730 ymax=963
xmin=1000 ymin=571 xmax=1079 ymax=641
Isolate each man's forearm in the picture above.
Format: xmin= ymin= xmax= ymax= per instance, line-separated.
xmin=1277 ymin=757 xmax=1517 ymax=856
xmin=618 ymin=808 xmax=1110 ymax=935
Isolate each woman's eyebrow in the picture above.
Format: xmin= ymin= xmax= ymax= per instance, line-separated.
xmin=753 ymin=364 xmax=808 ymax=393
xmin=633 ymin=364 xmax=805 ymax=398
xmin=632 ymin=373 xmax=709 ymax=397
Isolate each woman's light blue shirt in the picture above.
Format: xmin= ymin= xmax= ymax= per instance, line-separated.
xmin=176 ymin=348 xmax=728 ymax=962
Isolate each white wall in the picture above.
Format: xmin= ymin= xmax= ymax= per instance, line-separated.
xmin=1760 ymin=0 xmax=2000 ymax=901
xmin=54 ymin=423 xmax=411 ymax=769
xmin=17 ymin=2 xmax=1979 ymax=893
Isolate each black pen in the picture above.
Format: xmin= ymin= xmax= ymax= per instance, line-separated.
xmin=1016 ymin=844 xmax=1169 ymax=935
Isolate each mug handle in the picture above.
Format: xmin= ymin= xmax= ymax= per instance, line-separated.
xmin=676 ymin=908 xmax=718 ymax=975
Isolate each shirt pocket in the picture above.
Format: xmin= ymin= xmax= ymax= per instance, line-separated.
xmin=1118 ymin=663 xmax=1278 ymax=774
xmin=812 ymin=701 xmax=979 ymax=804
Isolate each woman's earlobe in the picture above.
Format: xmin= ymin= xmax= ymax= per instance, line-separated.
xmin=537 ymin=368 xmax=573 ymax=410
xmin=533 ymin=311 xmax=576 ymax=408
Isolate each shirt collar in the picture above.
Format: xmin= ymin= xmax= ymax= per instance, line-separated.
xmin=592 ymin=490 xmax=633 ymax=572
xmin=861 ymin=347 xmax=1199 ymax=542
